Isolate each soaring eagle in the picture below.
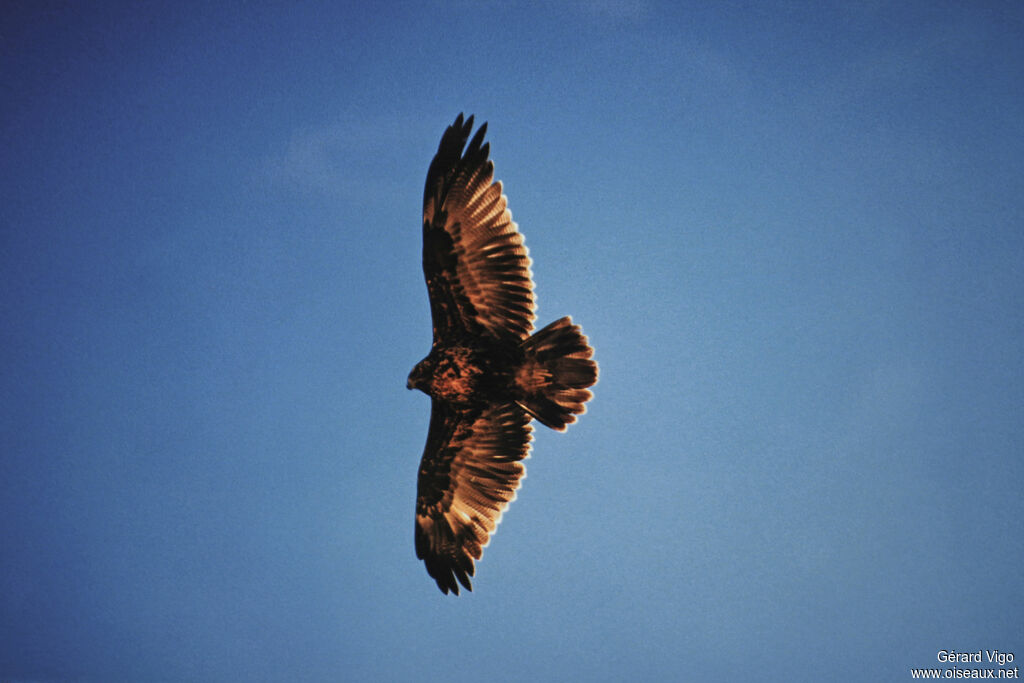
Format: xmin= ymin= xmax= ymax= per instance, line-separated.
xmin=407 ymin=114 xmax=598 ymax=594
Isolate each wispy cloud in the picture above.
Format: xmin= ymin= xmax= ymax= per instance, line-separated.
xmin=261 ymin=122 xmax=358 ymax=197
xmin=585 ymin=0 xmax=649 ymax=22
xmin=255 ymin=114 xmax=422 ymax=205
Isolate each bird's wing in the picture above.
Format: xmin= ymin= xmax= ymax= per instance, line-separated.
xmin=422 ymin=114 xmax=536 ymax=343
xmin=415 ymin=399 xmax=533 ymax=595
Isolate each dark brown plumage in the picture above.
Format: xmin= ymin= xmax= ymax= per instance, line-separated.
xmin=408 ymin=114 xmax=598 ymax=595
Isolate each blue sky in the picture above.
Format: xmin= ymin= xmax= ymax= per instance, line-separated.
xmin=2 ymin=1 xmax=1022 ymax=681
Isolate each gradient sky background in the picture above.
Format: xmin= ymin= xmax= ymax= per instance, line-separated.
xmin=3 ymin=2 xmax=1023 ymax=681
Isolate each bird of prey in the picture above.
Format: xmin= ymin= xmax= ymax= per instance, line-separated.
xmin=407 ymin=114 xmax=598 ymax=595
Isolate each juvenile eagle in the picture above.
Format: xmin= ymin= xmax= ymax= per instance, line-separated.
xmin=408 ymin=114 xmax=598 ymax=595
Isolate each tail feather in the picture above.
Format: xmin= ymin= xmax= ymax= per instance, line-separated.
xmin=515 ymin=317 xmax=598 ymax=431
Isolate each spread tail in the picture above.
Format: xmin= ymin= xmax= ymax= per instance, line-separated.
xmin=515 ymin=316 xmax=598 ymax=431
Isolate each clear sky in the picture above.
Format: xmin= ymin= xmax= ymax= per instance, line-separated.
xmin=2 ymin=1 xmax=1022 ymax=681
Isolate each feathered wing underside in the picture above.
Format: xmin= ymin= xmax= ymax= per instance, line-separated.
xmin=422 ymin=114 xmax=536 ymax=343
xmin=415 ymin=399 xmax=533 ymax=595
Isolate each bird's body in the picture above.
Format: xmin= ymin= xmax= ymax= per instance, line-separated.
xmin=408 ymin=341 xmax=515 ymax=406
xmin=408 ymin=114 xmax=598 ymax=594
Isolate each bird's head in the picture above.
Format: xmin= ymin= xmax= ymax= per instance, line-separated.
xmin=407 ymin=357 xmax=431 ymax=393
